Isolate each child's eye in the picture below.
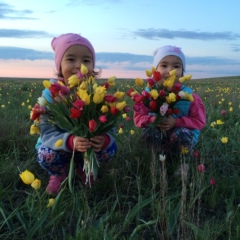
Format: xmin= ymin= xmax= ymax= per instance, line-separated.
xmin=67 ymin=57 xmax=74 ymax=62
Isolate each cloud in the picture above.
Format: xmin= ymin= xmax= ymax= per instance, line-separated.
xmin=0 ymin=29 xmax=52 ymax=38
xmin=133 ymin=28 xmax=240 ymax=41
xmin=0 ymin=2 xmax=35 ymax=19
xmin=0 ymin=47 xmax=53 ymax=60
xmin=230 ymin=44 xmax=240 ymax=52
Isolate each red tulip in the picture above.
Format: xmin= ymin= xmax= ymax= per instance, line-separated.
xmin=70 ymin=108 xmax=82 ymax=119
xmin=99 ymin=115 xmax=108 ymax=123
xmin=210 ymin=178 xmax=216 ymax=186
xmin=89 ymin=119 xmax=97 ymax=132
xmin=110 ymin=106 xmax=119 ymax=115
xmin=153 ymin=71 xmax=162 ymax=81
xmin=197 ymin=164 xmax=206 ymax=173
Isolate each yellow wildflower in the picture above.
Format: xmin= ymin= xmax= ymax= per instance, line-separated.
xmin=31 ymin=178 xmax=41 ymax=190
xmin=221 ymin=137 xmax=228 ymax=144
xmin=181 ymin=146 xmax=189 ymax=154
xmin=229 ymin=107 xmax=233 ymax=112
xmin=216 ymin=120 xmax=224 ymax=125
xmin=22 ymin=102 xmax=25 ymax=106
xmin=47 ymin=198 xmax=55 ymax=208
xmin=118 ymin=128 xmax=123 ymax=134
xmin=19 ymin=170 xmax=35 ymax=185
xmin=130 ymin=130 xmax=135 ymax=135
xmin=122 ymin=113 xmax=127 ymax=118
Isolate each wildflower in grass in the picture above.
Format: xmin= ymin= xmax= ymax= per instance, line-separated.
xmin=19 ymin=170 xmax=35 ymax=185
xmin=210 ymin=178 xmax=216 ymax=186
xmin=122 ymin=113 xmax=127 ymax=119
xmin=181 ymin=146 xmax=189 ymax=154
xmin=216 ymin=120 xmax=224 ymax=125
xmin=119 ymin=128 xmax=123 ymax=134
xmin=1 ymin=105 xmax=5 ymax=108
xmin=193 ymin=150 xmax=199 ymax=158
xmin=28 ymin=105 xmax=32 ymax=110
xmin=221 ymin=137 xmax=228 ymax=144
xmin=21 ymin=102 xmax=25 ymax=106
xmin=47 ymin=198 xmax=55 ymax=208
xmin=126 ymin=116 xmax=131 ymax=121
xmin=31 ymin=178 xmax=41 ymax=190
xmin=228 ymin=101 xmax=232 ymax=106
xmin=159 ymin=154 xmax=166 ymax=161
xmin=130 ymin=130 xmax=135 ymax=135
xmin=55 ymin=139 xmax=64 ymax=147
xmin=197 ymin=164 xmax=206 ymax=173
xmin=229 ymin=107 xmax=233 ymax=112
xmin=210 ymin=121 xmax=216 ymax=127
xmin=221 ymin=110 xmax=226 ymax=115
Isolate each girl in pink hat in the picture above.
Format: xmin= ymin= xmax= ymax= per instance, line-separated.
xmin=35 ymin=33 xmax=117 ymax=195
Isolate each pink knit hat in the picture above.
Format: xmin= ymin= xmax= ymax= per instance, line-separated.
xmin=153 ymin=45 xmax=186 ymax=71
xmin=51 ymin=33 xmax=95 ymax=72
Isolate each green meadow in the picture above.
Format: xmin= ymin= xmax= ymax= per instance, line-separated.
xmin=0 ymin=76 xmax=240 ymax=239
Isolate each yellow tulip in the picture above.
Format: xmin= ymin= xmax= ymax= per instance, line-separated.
xmin=22 ymin=102 xmax=25 ymax=106
xmin=221 ymin=137 xmax=228 ymax=144
xmin=80 ymin=64 xmax=88 ymax=75
xmin=216 ymin=120 xmax=224 ymax=125
xmin=82 ymin=93 xmax=90 ymax=105
xmin=118 ymin=128 xmax=123 ymax=134
xmin=185 ymin=92 xmax=194 ymax=102
xmin=101 ymin=105 xmax=109 ymax=113
xmin=151 ymin=66 xmax=156 ymax=72
xmin=122 ymin=113 xmax=127 ymax=118
xmin=145 ymin=69 xmax=152 ymax=77
xmin=169 ymin=69 xmax=177 ymax=76
xmin=93 ymin=93 xmax=104 ymax=104
xmin=47 ymin=198 xmax=55 ymax=208
xmin=116 ymin=101 xmax=127 ymax=111
xmin=79 ymin=81 xmax=88 ymax=90
xmin=19 ymin=170 xmax=35 ymax=185
xmin=55 ymin=139 xmax=63 ymax=147
xmin=88 ymin=76 xmax=95 ymax=85
xmin=181 ymin=146 xmax=189 ymax=154
xmin=30 ymin=124 xmax=40 ymax=135
xmin=31 ymin=178 xmax=41 ymax=190
xmin=229 ymin=107 xmax=233 ymax=112
xmin=114 ymin=91 xmax=125 ymax=100
xmin=68 ymin=75 xmax=80 ymax=88
xmin=135 ymin=78 xmax=144 ymax=87
xmin=108 ymin=76 xmax=116 ymax=86
xmin=179 ymin=74 xmax=192 ymax=83
xmin=166 ymin=93 xmax=176 ymax=103
xmin=43 ymin=80 xmax=52 ymax=89
xmin=150 ymin=89 xmax=159 ymax=99
xmin=130 ymin=130 xmax=135 ymax=135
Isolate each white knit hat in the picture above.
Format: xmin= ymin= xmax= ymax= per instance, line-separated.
xmin=153 ymin=45 xmax=186 ymax=71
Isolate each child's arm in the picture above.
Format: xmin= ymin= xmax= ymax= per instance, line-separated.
xmin=133 ymin=103 xmax=155 ymax=128
xmin=176 ymin=93 xmax=206 ymax=130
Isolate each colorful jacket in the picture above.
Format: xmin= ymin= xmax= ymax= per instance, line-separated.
xmin=133 ymin=85 xmax=206 ymax=145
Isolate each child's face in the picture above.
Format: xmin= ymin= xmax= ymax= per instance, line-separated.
xmin=156 ymin=55 xmax=183 ymax=81
xmin=61 ymin=45 xmax=94 ymax=84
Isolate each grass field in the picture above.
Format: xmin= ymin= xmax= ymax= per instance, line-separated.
xmin=0 ymin=76 xmax=240 ymax=239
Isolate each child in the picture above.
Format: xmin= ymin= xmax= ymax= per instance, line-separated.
xmin=35 ymin=33 xmax=117 ymax=195
xmin=134 ymin=45 xmax=206 ymax=159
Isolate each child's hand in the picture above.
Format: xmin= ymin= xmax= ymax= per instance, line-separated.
xmin=157 ymin=116 xmax=176 ymax=131
xmin=90 ymin=135 xmax=105 ymax=152
xmin=73 ymin=136 xmax=92 ymax=152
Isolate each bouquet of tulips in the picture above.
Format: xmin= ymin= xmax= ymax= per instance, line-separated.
xmin=30 ymin=64 xmax=129 ymax=189
xmin=127 ymin=67 xmax=194 ymax=126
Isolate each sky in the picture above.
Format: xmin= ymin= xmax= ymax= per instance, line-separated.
xmin=0 ymin=0 xmax=240 ymax=80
